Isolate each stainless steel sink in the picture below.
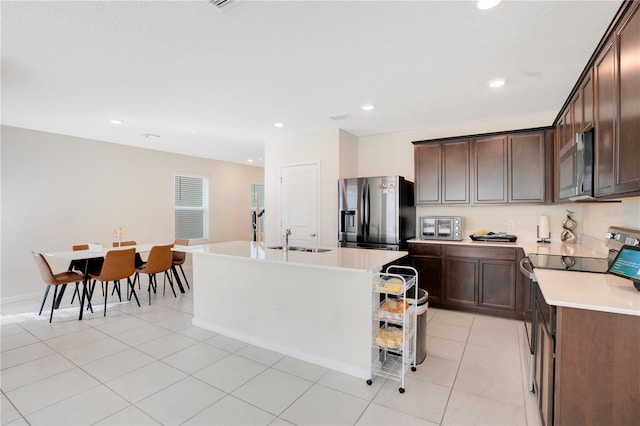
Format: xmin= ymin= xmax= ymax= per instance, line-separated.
xmin=268 ymin=246 xmax=332 ymax=253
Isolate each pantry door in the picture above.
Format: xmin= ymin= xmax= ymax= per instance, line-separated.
xmin=280 ymin=163 xmax=319 ymax=247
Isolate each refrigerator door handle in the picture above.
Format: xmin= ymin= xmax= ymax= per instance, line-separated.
xmin=366 ymin=183 xmax=371 ymax=237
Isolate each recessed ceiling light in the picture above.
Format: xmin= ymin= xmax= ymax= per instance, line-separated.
xmin=247 ymin=159 xmax=254 ymax=163
xmin=273 ymin=122 xmax=284 ymax=128
xmin=488 ymin=79 xmax=506 ymax=88
xmin=477 ymin=0 xmax=501 ymax=10
xmin=110 ymin=119 xmax=124 ymax=125
xmin=361 ymin=104 xmax=375 ymax=111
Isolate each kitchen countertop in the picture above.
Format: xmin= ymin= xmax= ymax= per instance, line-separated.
xmin=409 ymin=238 xmax=640 ymax=317
xmin=184 ymin=240 xmax=407 ymax=272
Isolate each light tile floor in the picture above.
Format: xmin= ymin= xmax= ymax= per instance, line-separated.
xmin=1 ymin=271 xmax=541 ymax=425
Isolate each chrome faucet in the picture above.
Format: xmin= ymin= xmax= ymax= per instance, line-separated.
xmin=283 ymin=227 xmax=292 ymax=252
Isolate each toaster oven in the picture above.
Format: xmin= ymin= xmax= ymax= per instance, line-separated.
xmin=419 ymin=216 xmax=463 ymax=241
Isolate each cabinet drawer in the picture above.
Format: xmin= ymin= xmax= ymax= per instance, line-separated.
xmin=446 ymin=245 xmax=516 ymax=261
xmin=409 ymin=243 xmax=442 ymax=257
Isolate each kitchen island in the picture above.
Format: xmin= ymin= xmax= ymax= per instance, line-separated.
xmin=186 ymin=241 xmax=407 ymax=378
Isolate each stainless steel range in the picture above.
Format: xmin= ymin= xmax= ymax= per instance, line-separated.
xmin=519 ymin=225 xmax=640 ymax=393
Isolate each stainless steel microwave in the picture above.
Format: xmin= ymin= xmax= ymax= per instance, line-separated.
xmin=420 ymin=216 xmax=463 ymax=241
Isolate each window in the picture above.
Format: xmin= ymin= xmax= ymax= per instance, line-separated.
xmin=174 ymin=175 xmax=208 ymax=240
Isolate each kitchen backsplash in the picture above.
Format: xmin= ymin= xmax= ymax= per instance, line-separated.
xmin=415 ymin=196 xmax=640 ymax=245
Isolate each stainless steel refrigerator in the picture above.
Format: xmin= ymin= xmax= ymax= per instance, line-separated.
xmin=338 ymin=176 xmax=415 ymax=250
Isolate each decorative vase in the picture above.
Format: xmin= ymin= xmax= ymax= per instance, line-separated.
xmin=560 ymin=210 xmax=577 ymax=243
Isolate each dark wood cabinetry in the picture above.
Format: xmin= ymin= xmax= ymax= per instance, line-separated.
xmin=408 ymin=243 xmax=443 ymax=303
xmin=409 ymin=242 xmax=523 ymax=319
xmin=556 ymin=0 xmax=640 ymax=200
xmin=509 ymin=132 xmax=548 ymax=203
xmin=534 ymin=303 xmax=554 ymax=426
xmin=416 ymin=129 xmax=548 ymax=206
xmin=414 ymin=140 xmax=470 ymax=205
xmin=473 ymin=136 xmax=507 ymax=204
xmin=594 ymin=38 xmax=617 ymax=197
xmin=614 ymin=2 xmax=640 ymax=194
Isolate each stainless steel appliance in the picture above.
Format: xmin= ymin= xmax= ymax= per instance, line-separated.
xmin=519 ymin=225 xmax=640 ymax=393
xmin=419 ymin=216 xmax=463 ymax=241
xmin=338 ymin=176 xmax=415 ymax=250
xmin=558 ymin=129 xmax=594 ymax=200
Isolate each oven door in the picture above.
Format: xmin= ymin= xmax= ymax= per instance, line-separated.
xmin=435 ymin=218 xmax=454 ymax=239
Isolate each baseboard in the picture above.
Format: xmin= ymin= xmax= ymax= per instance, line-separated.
xmin=192 ymin=318 xmax=369 ymax=379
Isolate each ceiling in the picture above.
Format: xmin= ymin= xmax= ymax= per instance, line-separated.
xmin=1 ymin=0 xmax=623 ymax=166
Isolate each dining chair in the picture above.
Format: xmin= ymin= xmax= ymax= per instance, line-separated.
xmin=32 ymin=252 xmax=85 ymax=323
xmin=172 ymin=239 xmax=190 ymax=290
xmin=88 ymin=248 xmax=138 ymax=316
xmin=112 ymin=241 xmax=144 ymax=267
xmin=133 ymin=244 xmax=175 ymax=305
xmin=69 ymin=244 xmax=104 ymax=305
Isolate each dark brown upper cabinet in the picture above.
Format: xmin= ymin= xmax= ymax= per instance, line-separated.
xmin=415 ymin=139 xmax=470 ymax=205
xmin=473 ymin=136 xmax=508 ymax=204
xmin=614 ymin=1 xmax=640 ymax=195
xmin=509 ymin=133 xmax=548 ymax=203
xmin=473 ymin=131 xmax=548 ymax=204
xmin=557 ymin=0 xmax=640 ymax=200
xmin=594 ymin=38 xmax=617 ymax=197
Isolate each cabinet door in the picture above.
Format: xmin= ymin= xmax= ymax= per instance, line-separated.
xmin=411 ymin=256 xmax=443 ymax=303
xmin=478 ymin=260 xmax=516 ymax=311
xmin=444 ymin=257 xmax=477 ymax=306
xmin=442 ymin=140 xmax=470 ymax=204
xmin=573 ymin=91 xmax=583 ymax=136
xmin=473 ymin=136 xmax=507 ymax=204
xmin=415 ymin=144 xmax=442 ymax=204
xmin=594 ymin=39 xmax=616 ymax=196
xmin=583 ymin=71 xmax=594 ymax=131
xmin=509 ymin=133 xmax=546 ymax=203
xmin=615 ymin=2 xmax=640 ymax=194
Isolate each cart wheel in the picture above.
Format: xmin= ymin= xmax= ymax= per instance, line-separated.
xmin=366 ymin=379 xmax=372 ymax=386
xmin=411 ymin=366 xmax=417 ymax=372
xmin=399 ymin=387 xmax=405 ymax=393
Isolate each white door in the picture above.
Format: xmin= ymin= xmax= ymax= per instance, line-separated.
xmin=281 ymin=163 xmax=319 ymax=247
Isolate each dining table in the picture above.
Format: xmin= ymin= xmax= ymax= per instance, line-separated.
xmin=45 ymin=243 xmax=189 ymax=320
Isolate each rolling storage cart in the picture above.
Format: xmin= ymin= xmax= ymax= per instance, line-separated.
xmin=367 ymin=265 xmax=418 ymax=393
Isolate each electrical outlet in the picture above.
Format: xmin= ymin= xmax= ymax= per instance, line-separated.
xmin=507 ymin=220 xmax=515 ymax=229
xmin=271 ymin=305 xmax=278 ymax=318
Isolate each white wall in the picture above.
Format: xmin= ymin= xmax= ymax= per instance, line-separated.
xmin=1 ymin=126 xmax=264 ymax=300
xmin=264 ymin=129 xmax=341 ymax=247
xmin=338 ymin=129 xmax=359 ymax=179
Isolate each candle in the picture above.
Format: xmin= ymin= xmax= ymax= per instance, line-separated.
xmin=538 ymin=215 xmax=550 ymax=240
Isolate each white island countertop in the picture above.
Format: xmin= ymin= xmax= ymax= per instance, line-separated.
xmin=409 ymin=238 xmax=640 ymax=317
xmin=185 ymin=240 xmax=407 ymax=272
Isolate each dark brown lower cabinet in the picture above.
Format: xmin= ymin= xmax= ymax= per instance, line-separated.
xmin=553 ymin=307 xmax=640 ymax=426
xmin=409 ymin=242 xmax=523 ymax=319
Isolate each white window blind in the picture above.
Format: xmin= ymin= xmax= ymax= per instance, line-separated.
xmin=174 ymin=175 xmax=208 ymax=240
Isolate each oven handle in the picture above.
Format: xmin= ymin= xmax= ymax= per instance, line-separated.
xmin=519 ymin=257 xmax=535 ymax=280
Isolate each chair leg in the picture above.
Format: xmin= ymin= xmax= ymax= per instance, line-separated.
xmin=104 ymin=282 xmax=109 ymax=316
xmin=128 ymin=277 xmax=140 ymax=307
xmin=49 ymin=286 xmax=59 ymax=323
xmin=179 ymin=265 xmax=190 ymax=289
xmin=164 ymin=271 xmax=177 ymax=298
xmin=39 ymin=285 xmax=51 ymax=316
xmin=71 ymin=282 xmax=80 ymax=304
xmin=114 ymin=280 xmax=122 ymax=302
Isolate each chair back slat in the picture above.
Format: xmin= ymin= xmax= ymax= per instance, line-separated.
xmin=113 ymin=241 xmax=136 ymax=247
xmin=93 ymin=248 xmax=135 ymax=281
